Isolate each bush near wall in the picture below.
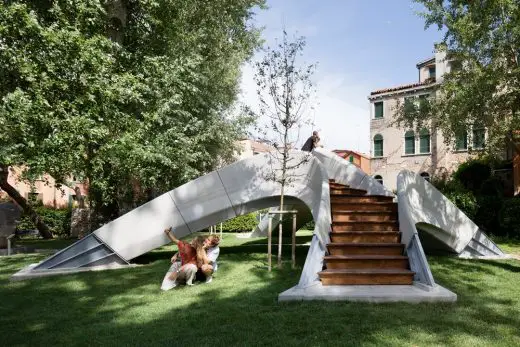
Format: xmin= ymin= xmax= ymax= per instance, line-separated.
xmin=303 ymin=220 xmax=315 ymax=230
xmin=432 ymin=178 xmax=479 ymax=220
xmin=433 ymin=158 xmax=520 ymax=237
xmin=220 ymin=213 xmax=259 ymax=232
xmin=17 ymin=206 xmax=71 ymax=237
xmin=452 ymin=159 xmax=492 ymax=192
xmin=499 ymin=198 xmax=520 ymax=237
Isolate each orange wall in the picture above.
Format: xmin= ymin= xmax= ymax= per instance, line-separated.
xmin=334 ymin=152 xmax=371 ymax=175
xmin=0 ymin=167 xmax=86 ymax=208
xmin=360 ymin=157 xmax=371 ymax=175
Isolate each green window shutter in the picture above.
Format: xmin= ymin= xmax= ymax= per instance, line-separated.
xmin=373 ymin=134 xmax=383 ymax=157
xmin=455 ymin=131 xmax=468 ymax=150
xmin=404 ymin=96 xmax=416 ymax=113
xmin=374 ymin=102 xmax=384 ymax=119
xmin=419 ymin=129 xmax=430 ymax=153
xmin=473 ymin=128 xmax=485 ymax=149
xmin=428 ymin=66 xmax=436 ymax=79
xmin=349 ymin=155 xmax=354 ymax=163
xmin=404 ymin=130 xmax=415 ymax=154
xmin=404 ymin=96 xmax=414 ymax=105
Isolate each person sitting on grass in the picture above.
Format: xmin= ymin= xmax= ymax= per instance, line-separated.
xmin=161 ymin=227 xmax=198 ymax=291
xmin=160 ymin=251 xmax=182 ymax=291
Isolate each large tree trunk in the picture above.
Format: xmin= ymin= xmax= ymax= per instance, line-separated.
xmin=0 ymin=165 xmax=53 ymax=239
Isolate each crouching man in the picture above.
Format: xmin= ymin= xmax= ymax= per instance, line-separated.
xmin=200 ymin=235 xmax=221 ymax=283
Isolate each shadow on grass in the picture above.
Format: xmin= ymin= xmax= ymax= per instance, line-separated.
xmin=1 ymin=245 xmax=520 ymax=346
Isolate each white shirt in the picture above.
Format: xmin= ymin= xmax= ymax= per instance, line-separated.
xmin=206 ymin=246 xmax=220 ymax=271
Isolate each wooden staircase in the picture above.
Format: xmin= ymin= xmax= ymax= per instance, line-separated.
xmin=318 ymin=179 xmax=414 ymax=285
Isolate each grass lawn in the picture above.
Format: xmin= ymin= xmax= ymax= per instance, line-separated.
xmin=1 ymin=232 xmax=520 ymax=346
xmin=491 ymin=237 xmax=520 ymax=256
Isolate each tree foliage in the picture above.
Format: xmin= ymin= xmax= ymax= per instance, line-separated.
xmin=0 ymin=0 xmax=264 ymax=225
xmin=395 ymin=0 xmax=520 ymax=155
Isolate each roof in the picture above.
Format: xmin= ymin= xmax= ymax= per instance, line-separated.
xmin=416 ymin=57 xmax=435 ymax=68
xmin=333 ymin=149 xmax=370 ymax=159
xmin=369 ymin=79 xmax=436 ymax=97
xmin=238 ymin=139 xmax=273 ymax=153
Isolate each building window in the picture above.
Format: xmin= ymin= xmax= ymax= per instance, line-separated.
xmin=473 ymin=128 xmax=485 ymax=149
xmin=455 ymin=130 xmax=468 ymax=151
xmin=404 ymin=96 xmax=416 ymax=113
xmin=428 ymin=66 xmax=436 ymax=79
xmin=349 ymin=155 xmax=354 ymax=163
xmin=404 ymin=96 xmax=414 ymax=105
xmin=373 ymin=134 xmax=383 ymax=157
xmin=420 ymin=172 xmax=431 ymax=182
xmin=418 ymin=94 xmax=430 ymax=109
xmin=419 ymin=128 xmax=431 ymax=153
xmin=374 ymin=175 xmax=383 ymax=185
xmin=450 ymin=61 xmax=462 ymax=72
xmin=404 ymin=130 xmax=415 ymax=155
xmin=374 ymin=102 xmax=384 ymax=119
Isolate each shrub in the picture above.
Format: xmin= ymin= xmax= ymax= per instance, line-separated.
xmin=303 ymin=220 xmax=315 ymax=230
xmin=452 ymin=159 xmax=491 ymax=192
xmin=443 ymin=190 xmax=479 ymax=220
xmin=499 ymin=198 xmax=520 ymax=237
xmin=220 ymin=213 xmax=259 ymax=232
xmin=17 ymin=206 xmax=71 ymax=237
xmin=432 ymin=178 xmax=479 ymax=219
xmin=474 ymin=195 xmax=503 ymax=234
xmin=480 ymin=176 xmax=504 ymax=196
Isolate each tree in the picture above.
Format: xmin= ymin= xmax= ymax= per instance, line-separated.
xmin=254 ymin=30 xmax=316 ymax=216
xmin=394 ymin=0 xmax=520 ymax=156
xmin=0 ymin=0 xmax=265 ymax=235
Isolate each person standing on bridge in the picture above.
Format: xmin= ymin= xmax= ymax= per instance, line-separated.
xmin=301 ymin=131 xmax=321 ymax=152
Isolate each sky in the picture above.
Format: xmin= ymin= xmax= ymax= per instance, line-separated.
xmin=239 ymin=0 xmax=443 ymax=153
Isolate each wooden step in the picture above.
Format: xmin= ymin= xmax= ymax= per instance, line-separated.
xmin=332 ymin=211 xmax=397 ymax=222
xmin=318 ymin=269 xmax=414 ymax=285
xmin=327 ymin=243 xmax=404 ymax=256
xmin=324 ymin=255 xmax=409 ymax=269
xmin=330 ymin=188 xmax=367 ymax=196
xmin=331 ymin=195 xmax=394 ymax=204
xmin=331 ymin=203 xmax=398 ymax=213
xmin=330 ymin=231 xmax=400 ymax=243
xmin=329 ymin=182 xmax=348 ymax=189
xmin=332 ymin=221 xmax=399 ymax=232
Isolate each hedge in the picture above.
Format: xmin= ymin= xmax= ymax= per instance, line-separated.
xmin=499 ymin=198 xmax=520 ymax=237
xmin=220 ymin=213 xmax=259 ymax=232
xmin=433 ymin=178 xmax=479 ymax=220
xmin=17 ymin=206 xmax=71 ymax=237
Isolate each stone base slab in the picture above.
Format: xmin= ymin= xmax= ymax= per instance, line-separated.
xmin=10 ymin=262 xmax=138 ymax=281
xmin=278 ymin=281 xmax=457 ymax=303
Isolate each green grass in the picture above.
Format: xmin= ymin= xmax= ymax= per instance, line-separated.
xmin=491 ymin=237 xmax=520 ymax=256
xmin=15 ymin=238 xmax=77 ymax=250
xmin=1 ymin=234 xmax=519 ymax=346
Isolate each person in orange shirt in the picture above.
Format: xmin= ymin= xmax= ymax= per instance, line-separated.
xmin=161 ymin=227 xmax=198 ymax=290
